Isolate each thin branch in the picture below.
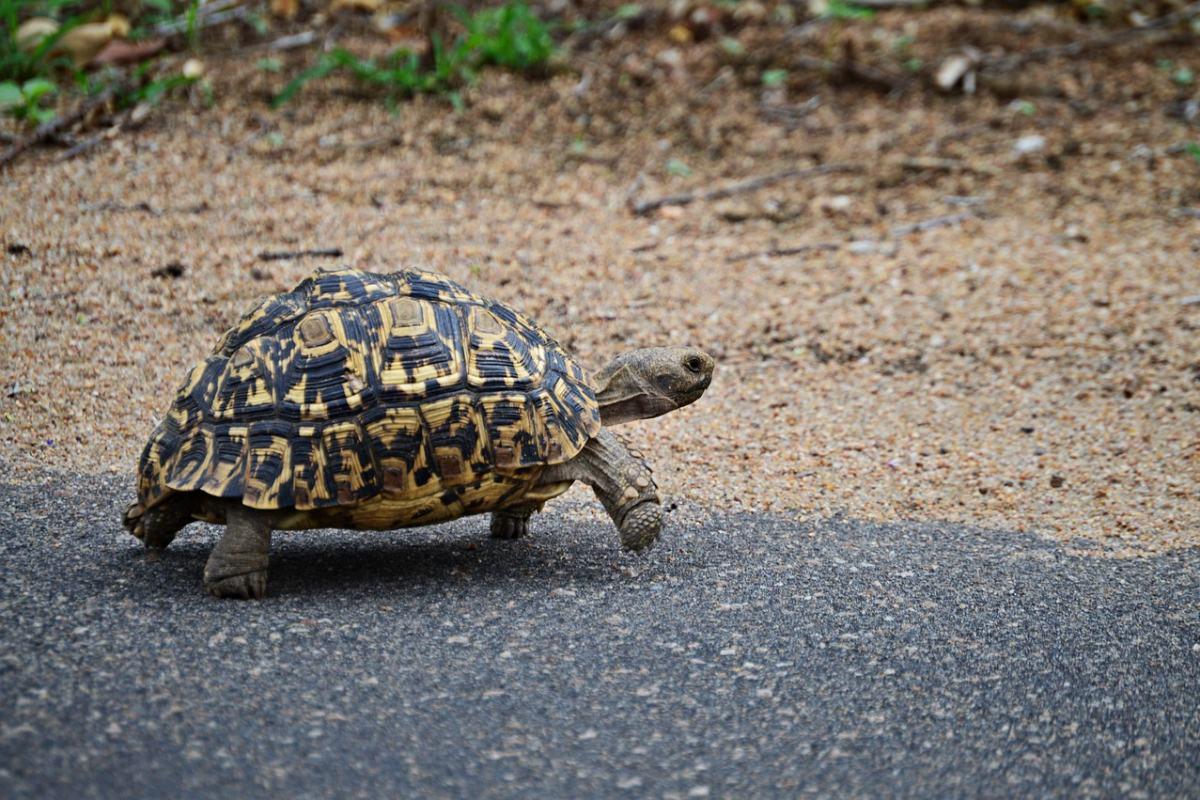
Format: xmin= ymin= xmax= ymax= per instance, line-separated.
xmin=0 ymin=85 xmax=121 ymax=169
xmin=849 ymin=0 xmax=941 ymax=6
xmin=629 ymin=162 xmax=861 ymax=216
xmin=727 ymin=241 xmax=841 ymax=263
xmin=258 ymin=248 xmax=344 ymax=260
xmin=791 ymin=55 xmax=909 ymax=93
xmin=981 ymin=0 xmax=1200 ymax=72
xmin=261 ymin=30 xmax=317 ymax=51
xmin=889 ymin=211 xmax=974 ymax=237
xmin=152 ymin=0 xmax=244 ymax=35
xmin=727 ymin=209 xmax=982 ymax=262
xmin=56 ymin=132 xmax=107 ymax=161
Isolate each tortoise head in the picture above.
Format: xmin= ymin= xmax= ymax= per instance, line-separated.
xmin=592 ymin=347 xmax=714 ymax=426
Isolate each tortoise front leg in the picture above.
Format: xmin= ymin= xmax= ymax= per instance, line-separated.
xmin=541 ymin=429 xmax=662 ymax=551
xmin=490 ymin=505 xmax=536 ymax=540
xmin=204 ymin=503 xmax=273 ymax=600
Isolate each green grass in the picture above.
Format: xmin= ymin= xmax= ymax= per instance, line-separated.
xmin=1 ymin=0 xmax=208 ymax=125
xmin=459 ymin=1 xmax=554 ymax=73
xmin=273 ymin=1 xmax=555 ymax=109
xmin=0 ymin=0 xmax=84 ymax=85
xmin=821 ymin=0 xmax=876 ymax=21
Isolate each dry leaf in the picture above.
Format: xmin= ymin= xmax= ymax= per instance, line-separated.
xmin=270 ymin=0 xmax=300 ymax=19
xmin=16 ymin=17 xmax=60 ymax=52
xmin=90 ymin=37 xmax=166 ymax=67
xmin=57 ymin=15 xmax=131 ymax=67
xmin=330 ymin=0 xmax=381 ymax=13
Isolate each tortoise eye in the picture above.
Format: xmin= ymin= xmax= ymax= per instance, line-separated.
xmin=684 ymin=355 xmax=704 ymax=374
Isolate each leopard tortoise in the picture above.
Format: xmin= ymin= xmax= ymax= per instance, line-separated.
xmin=124 ymin=268 xmax=714 ymax=599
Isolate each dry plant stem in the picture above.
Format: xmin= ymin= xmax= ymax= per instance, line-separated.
xmin=629 ymin=162 xmax=861 ymax=216
xmin=850 ymin=0 xmax=940 ymax=6
xmin=57 ymin=133 xmax=107 ymax=162
xmin=791 ymin=55 xmax=908 ymax=93
xmin=152 ymin=0 xmax=244 ymax=35
xmin=981 ymin=0 xmax=1200 ymax=72
xmin=889 ymin=211 xmax=974 ymax=236
xmin=258 ymin=248 xmax=344 ymax=260
xmin=259 ymin=31 xmax=317 ymax=51
xmin=0 ymin=85 xmax=121 ymax=169
xmin=730 ymin=210 xmax=979 ymax=262
xmin=727 ymin=242 xmax=841 ymax=263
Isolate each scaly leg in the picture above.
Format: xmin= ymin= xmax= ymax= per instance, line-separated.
xmin=124 ymin=496 xmax=196 ymax=550
xmin=540 ymin=428 xmax=662 ymax=551
xmin=490 ymin=505 xmax=536 ymax=540
xmin=203 ymin=503 xmax=273 ymax=600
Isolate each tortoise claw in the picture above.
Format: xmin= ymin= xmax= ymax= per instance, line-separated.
xmin=204 ymin=570 xmax=268 ymax=600
xmin=490 ymin=513 xmax=529 ymax=540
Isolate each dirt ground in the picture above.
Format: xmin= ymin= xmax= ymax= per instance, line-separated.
xmin=1 ymin=5 xmax=1198 ymax=554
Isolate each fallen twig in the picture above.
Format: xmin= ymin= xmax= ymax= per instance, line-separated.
xmin=80 ymin=200 xmax=160 ymax=214
xmin=152 ymin=0 xmax=244 ymax=35
xmin=0 ymin=84 xmax=121 ymax=169
xmin=726 ymin=209 xmax=982 ymax=262
xmin=889 ymin=211 xmax=974 ymax=237
xmin=759 ymin=96 xmax=821 ymax=130
xmin=258 ymin=248 xmax=344 ymax=261
xmin=901 ymin=156 xmax=999 ymax=176
xmin=258 ymin=30 xmax=318 ymax=51
xmin=57 ymin=133 xmax=108 ymax=161
xmin=629 ymin=162 xmax=861 ymax=216
xmin=792 ymin=55 xmax=909 ymax=94
xmin=981 ymin=0 xmax=1200 ymax=73
xmin=727 ymin=241 xmax=841 ymax=263
xmin=849 ymin=0 xmax=940 ymax=6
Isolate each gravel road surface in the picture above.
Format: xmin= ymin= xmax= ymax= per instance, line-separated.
xmin=1 ymin=470 xmax=1197 ymax=799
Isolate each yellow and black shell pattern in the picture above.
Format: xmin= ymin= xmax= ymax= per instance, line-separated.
xmin=135 ymin=268 xmax=601 ymax=529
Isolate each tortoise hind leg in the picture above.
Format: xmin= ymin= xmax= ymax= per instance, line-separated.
xmin=124 ymin=495 xmax=196 ymax=550
xmin=204 ymin=503 xmax=273 ymax=600
xmin=490 ymin=505 xmax=536 ymax=540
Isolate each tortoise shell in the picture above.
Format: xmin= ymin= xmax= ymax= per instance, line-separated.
xmin=135 ymin=268 xmax=601 ymax=529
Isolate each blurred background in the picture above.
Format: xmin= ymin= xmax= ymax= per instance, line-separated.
xmin=1 ymin=0 xmax=1198 ymax=551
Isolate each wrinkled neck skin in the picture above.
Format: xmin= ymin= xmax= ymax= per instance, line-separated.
xmin=591 ymin=347 xmax=712 ymax=426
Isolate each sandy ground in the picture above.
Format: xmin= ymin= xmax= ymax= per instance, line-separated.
xmin=1 ymin=6 xmax=1198 ymax=553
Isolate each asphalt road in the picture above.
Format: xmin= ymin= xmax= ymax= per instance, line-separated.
xmin=1 ymin=469 xmax=1198 ymax=799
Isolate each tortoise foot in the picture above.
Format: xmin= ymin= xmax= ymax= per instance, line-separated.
xmin=490 ymin=508 xmax=533 ymax=540
xmin=204 ymin=567 xmax=268 ymax=600
xmin=619 ymin=501 xmax=662 ymax=552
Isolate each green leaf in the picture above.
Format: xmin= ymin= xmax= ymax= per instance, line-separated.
xmin=1172 ymin=67 xmax=1194 ymax=86
xmin=665 ymin=158 xmax=691 ymax=177
xmin=1012 ymin=99 xmax=1036 ymax=117
xmin=21 ymin=78 xmax=57 ymax=103
xmin=0 ymin=82 xmax=23 ymax=109
xmin=615 ymin=3 xmax=643 ymax=19
xmin=761 ymin=69 xmax=788 ymax=88
xmin=1186 ymin=142 xmax=1200 ymax=166
xmin=256 ymin=57 xmax=282 ymax=73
